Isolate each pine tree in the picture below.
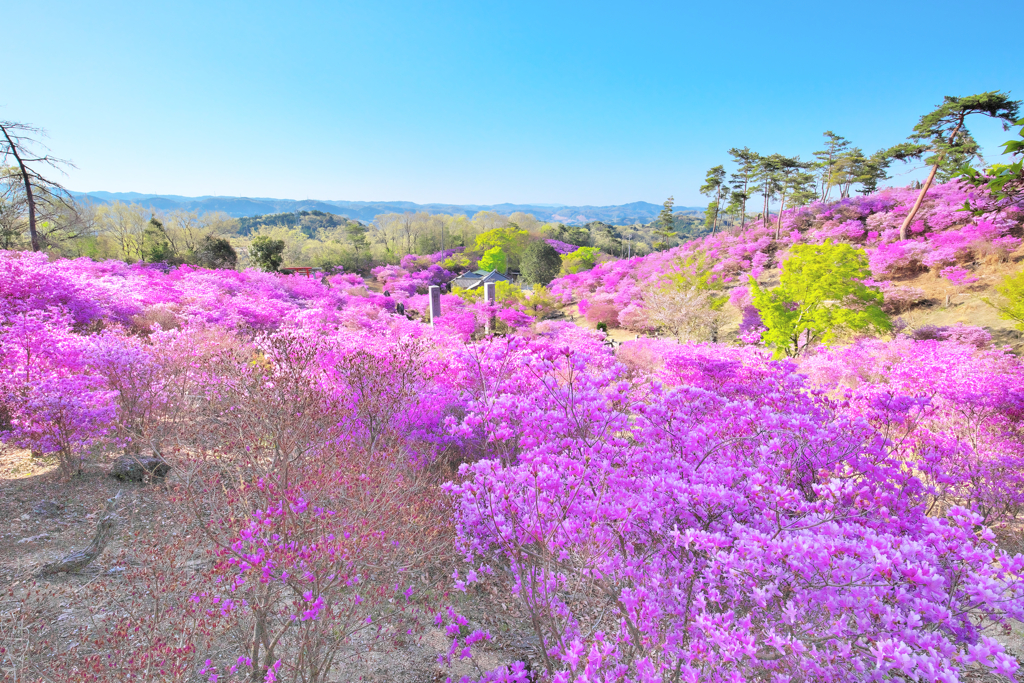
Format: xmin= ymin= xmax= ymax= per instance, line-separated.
xmin=699 ymin=166 xmax=727 ymax=233
xmin=652 ymin=196 xmax=676 ymax=251
xmin=814 ymin=132 xmax=850 ymax=202
xmin=727 ymin=148 xmax=759 ymax=229
xmin=894 ymin=92 xmax=1020 ymax=240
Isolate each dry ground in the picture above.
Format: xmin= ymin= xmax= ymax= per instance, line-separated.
xmin=0 ymin=449 xmax=539 ymax=682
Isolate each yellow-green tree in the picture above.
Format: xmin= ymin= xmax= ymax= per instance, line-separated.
xmin=475 ymin=225 xmax=528 ymax=268
xmin=96 ymin=201 xmax=148 ymax=262
xmin=751 ymin=241 xmax=889 ymax=358
xmin=987 ymin=268 xmax=1024 ymax=330
xmin=561 ymin=246 xmax=599 ymax=274
xmin=479 ymin=246 xmax=507 ymax=273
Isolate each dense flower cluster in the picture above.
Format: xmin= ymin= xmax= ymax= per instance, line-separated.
xmin=545 ymin=239 xmax=579 ymax=255
xmin=803 ymin=335 xmax=1024 ymax=524
xmin=373 ymin=260 xmax=456 ymax=296
xmin=3 ymin=188 xmax=1024 ymax=681
xmin=448 ymin=337 xmax=1024 ymax=682
xmin=0 ymin=249 xmax=397 ymax=330
xmin=549 ymin=181 xmax=1023 ymax=329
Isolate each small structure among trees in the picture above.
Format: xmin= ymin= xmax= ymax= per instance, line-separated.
xmin=450 ymin=269 xmax=511 ymax=291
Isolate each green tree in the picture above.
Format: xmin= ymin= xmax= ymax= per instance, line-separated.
xmin=143 ymin=216 xmax=175 ymax=263
xmin=702 ymin=201 xmax=719 ymax=235
xmin=784 ymin=169 xmax=818 ymax=209
xmin=985 ymin=268 xmax=1024 ymax=330
xmin=345 ymin=221 xmax=369 ymax=253
xmin=831 ymin=148 xmax=868 ymax=200
xmin=561 ymin=246 xmax=599 ymax=274
xmin=475 ymin=224 xmax=527 ymax=255
xmin=652 ymin=196 xmax=676 ymax=250
xmin=771 ymin=156 xmax=814 ymax=239
xmin=474 ymin=223 xmax=528 ymax=271
xmin=813 ymin=131 xmax=851 ymax=202
xmin=478 ymin=246 xmax=507 ymax=273
xmin=895 ymin=91 xmax=1020 ymax=240
xmin=960 ymin=118 xmax=1024 ymax=212
xmin=724 ymin=190 xmax=745 ymax=226
xmin=728 ymin=147 xmax=759 ymax=228
xmin=250 ymin=234 xmax=285 ymax=272
xmin=699 ymin=166 xmax=727 ymax=233
xmin=193 ymin=235 xmax=238 ymax=269
xmin=754 ymin=154 xmax=781 ymax=229
xmin=751 ymin=241 xmax=890 ymax=358
xmin=520 ymin=240 xmax=563 ymax=285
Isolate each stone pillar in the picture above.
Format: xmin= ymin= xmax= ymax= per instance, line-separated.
xmin=484 ymin=281 xmax=496 ymax=334
xmin=429 ymin=285 xmax=441 ymax=326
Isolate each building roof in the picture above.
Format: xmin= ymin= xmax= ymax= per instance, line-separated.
xmin=451 ymin=269 xmax=511 ymax=290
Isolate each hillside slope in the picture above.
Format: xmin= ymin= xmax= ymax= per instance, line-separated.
xmin=549 ymin=181 xmax=1024 ymax=350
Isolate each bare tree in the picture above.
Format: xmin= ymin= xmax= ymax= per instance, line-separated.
xmin=0 ymin=167 xmax=27 ymax=248
xmin=0 ymin=121 xmax=76 ymax=252
xmin=97 ymin=201 xmax=148 ymax=261
xmin=643 ymin=285 xmax=723 ymax=342
xmin=370 ymin=213 xmax=404 ymax=258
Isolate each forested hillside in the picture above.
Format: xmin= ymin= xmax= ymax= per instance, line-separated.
xmin=551 ymin=179 xmax=1024 ymax=349
xmin=2 ymin=185 xmax=709 ymax=274
xmin=70 ymin=191 xmax=697 ymax=224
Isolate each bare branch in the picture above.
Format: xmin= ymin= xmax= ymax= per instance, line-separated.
xmin=0 ymin=120 xmax=76 ymax=251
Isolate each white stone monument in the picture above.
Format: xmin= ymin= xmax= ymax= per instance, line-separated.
xmin=484 ymin=281 xmax=496 ymax=333
xmin=429 ymin=285 xmax=441 ymax=326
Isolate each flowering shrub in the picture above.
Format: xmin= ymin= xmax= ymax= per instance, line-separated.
xmin=373 ymin=262 xmax=455 ymax=295
xmin=579 ymin=293 xmax=622 ymax=327
xmin=878 ymin=281 xmax=928 ymax=313
xmin=803 ymin=336 xmax=1024 ymax=524
xmin=549 ymin=181 xmax=1023 ymax=327
xmin=5 ymin=239 xmax=1024 ymax=683
xmin=940 ymin=265 xmax=980 ymax=285
xmin=729 ymin=287 xmax=765 ymax=343
xmin=448 ymin=338 xmax=1024 ymax=682
xmin=0 ymin=311 xmax=117 ymax=476
xmin=907 ymin=323 xmax=992 ymax=348
xmin=544 ymin=239 xmax=578 ymax=255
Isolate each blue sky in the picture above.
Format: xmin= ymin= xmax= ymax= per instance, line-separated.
xmin=4 ymin=0 xmax=1020 ymax=206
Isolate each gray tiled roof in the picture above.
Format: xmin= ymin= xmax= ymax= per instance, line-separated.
xmin=451 ymin=270 xmax=511 ymax=290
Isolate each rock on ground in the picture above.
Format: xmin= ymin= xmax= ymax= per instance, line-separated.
xmin=109 ymin=456 xmax=171 ymax=482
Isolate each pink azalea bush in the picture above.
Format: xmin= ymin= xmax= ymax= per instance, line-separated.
xmin=549 ymin=181 xmax=1022 ymax=320
xmin=5 ymin=241 xmax=1024 ymax=682
xmin=0 ymin=310 xmax=118 ymax=475
xmin=447 ymin=337 xmax=1024 ymax=682
xmin=802 ymin=336 xmax=1024 ymax=523
xmin=545 ymin=239 xmax=578 ymax=255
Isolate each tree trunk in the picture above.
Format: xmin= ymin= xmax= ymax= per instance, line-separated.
xmin=762 ymin=184 xmax=770 ymax=229
xmin=820 ymin=156 xmax=832 ymax=202
xmin=36 ymin=492 xmax=121 ymax=576
xmin=775 ymin=189 xmax=787 ymax=240
xmin=1 ymin=125 xmax=40 ymax=251
xmin=740 ymin=184 xmax=747 ymax=229
xmin=899 ymin=120 xmax=965 ymax=241
xmin=712 ymin=186 xmax=721 ymax=233
xmin=898 ymin=163 xmax=939 ymax=241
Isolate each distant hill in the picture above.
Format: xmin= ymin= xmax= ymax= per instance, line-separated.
xmin=70 ymin=191 xmax=704 ymax=225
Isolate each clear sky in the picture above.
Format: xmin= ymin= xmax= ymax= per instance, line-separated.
xmin=3 ymin=0 xmax=1020 ymax=206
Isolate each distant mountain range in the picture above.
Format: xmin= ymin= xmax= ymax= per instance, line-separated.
xmin=70 ymin=191 xmax=704 ymax=225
